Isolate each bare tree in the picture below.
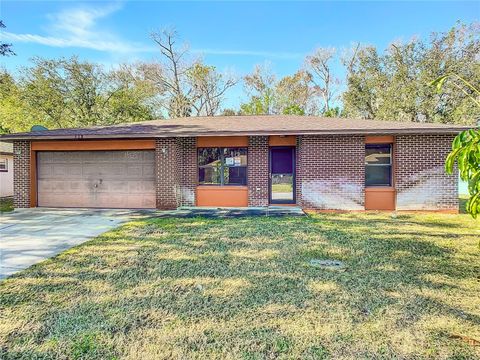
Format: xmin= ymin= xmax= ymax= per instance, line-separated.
xmin=275 ymin=70 xmax=318 ymax=115
xmin=240 ymin=64 xmax=320 ymax=115
xmin=188 ymin=64 xmax=237 ymax=116
xmin=305 ymin=47 xmax=341 ymax=114
xmin=143 ymin=29 xmax=237 ymax=118
xmin=241 ymin=63 xmax=277 ymax=115
xmin=149 ymin=29 xmax=194 ymax=117
xmin=341 ymin=42 xmax=361 ymax=74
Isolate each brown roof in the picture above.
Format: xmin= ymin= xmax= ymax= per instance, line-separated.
xmin=0 ymin=115 xmax=469 ymax=141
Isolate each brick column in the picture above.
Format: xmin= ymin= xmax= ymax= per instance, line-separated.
xmin=155 ymin=138 xmax=180 ymax=210
xmin=296 ymin=135 xmax=364 ymax=210
xmin=13 ymin=140 xmax=31 ymax=208
xmin=248 ymin=136 xmax=269 ymax=206
xmin=296 ymin=136 xmax=303 ymax=207
xmin=177 ymin=137 xmax=197 ymax=207
xmin=395 ymin=134 xmax=458 ymax=210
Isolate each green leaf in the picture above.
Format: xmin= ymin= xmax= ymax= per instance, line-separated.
xmin=452 ymin=133 xmax=462 ymax=150
xmin=466 ymin=192 xmax=480 ymax=218
xmin=468 ymin=169 xmax=480 ymax=194
xmin=445 ymin=148 xmax=461 ymax=174
xmin=430 ymin=75 xmax=448 ymax=93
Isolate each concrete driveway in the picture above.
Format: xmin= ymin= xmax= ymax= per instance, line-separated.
xmin=0 ymin=208 xmax=147 ymax=280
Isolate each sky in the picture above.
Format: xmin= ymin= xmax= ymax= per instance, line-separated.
xmin=1 ymin=0 xmax=479 ymax=108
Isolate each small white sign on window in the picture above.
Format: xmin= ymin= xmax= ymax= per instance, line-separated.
xmin=225 ymin=157 xmax=234 ymax=166
xmin=234 ymin=157 xmax=241 ymax=166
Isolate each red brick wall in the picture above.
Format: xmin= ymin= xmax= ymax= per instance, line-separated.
xmin=297 ymin=135 xmax=365 ymax=210
xmin=155 ymin=138 xmax=180 ymax=209
xmin=155 ymin=137 xmax=197 ymax=209
xmin=177 ymin=137 xmax=197 ymax=207
xmin=295 ymin=136 xmax=302 ymax=205
xmin=10 ymin=134 xmax=459 ymax=212
xmin=395 ymin=134 xmax=458 ymax=210
xmin=13 ymin=141 xmax=31 ymax=208
xmin=248 ymin=136 xmax=269 ymax=206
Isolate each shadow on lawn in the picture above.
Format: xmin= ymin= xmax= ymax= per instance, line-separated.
xmin=1 ymin=213 xmax=479 ymax=358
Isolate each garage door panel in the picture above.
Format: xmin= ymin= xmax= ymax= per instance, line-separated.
xmin=142 ymin=165 xmax=155 ymax=177
xmin=38 ymin=180 xmax=86 ymax=193
xmin=126 ymin=165 xmax=143 ymax=177
xmin=143 ymin=151 xmax=155 ymax=162
xmin=47 ymin=181 xmax=69 ymax=193
xmin=101 ymin=180 xmax=129 ymax=192
xmin=125 ymin=165 xmax=156 ymax=178
xmin=37 ymin=150 xmax=156 ymax=209
xmin=124 ymin=151 xmax=143 ymax=162
xmin=52 ymin=164 xmax=82 ymax=177
xmin=38 ymin=193 xmax=84 ymax=208
xmin=37 ymin=180 xmax=52 ymax=192
xmin=88 ymin=151 xmax=113 ymax=162
xmin=37 ymin=164 xmax=53 ymax=177
xmin=127 ymin=195 xmax=156 ymax=208
xmin=47 ymin=152 xmax=79 ymax=162
xmin=128 ymin=180 xmax=155 ymax=193
xmin=95 ymin=194 xmax=124 ymax=208
xmin=82 ymin=163 xmax=123 ymax=177
xmin=142 ymin=197 xmax=156 ymax=208
xmin=68 ymin=181 xmax=90 ymax=192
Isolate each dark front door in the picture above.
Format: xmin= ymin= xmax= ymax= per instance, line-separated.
xmin=269 ymin=147 xmax=295 ymax=204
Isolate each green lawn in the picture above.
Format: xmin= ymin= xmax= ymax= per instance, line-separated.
xmin=1 ymin=213 xmax=479 ymax=359
xmin=271 ymin=184 xmax=293 ymax=193
xmin=0 ymin=197 xmax=14 ymax=213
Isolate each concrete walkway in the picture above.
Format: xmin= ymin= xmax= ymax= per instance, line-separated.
xmin=0 ymin=208 xmax=147 ymax=280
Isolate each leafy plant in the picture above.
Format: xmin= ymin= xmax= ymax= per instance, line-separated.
xmin=432 ymin=73 xmax=480 ymax=217
xmin=344 ymin=22 xmax=479 ymax=124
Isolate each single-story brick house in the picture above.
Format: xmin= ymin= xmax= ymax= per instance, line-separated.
xmin=0 ymin=115 xmax=467 ymax=212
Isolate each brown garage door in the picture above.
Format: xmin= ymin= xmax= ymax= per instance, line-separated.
xmin=37 ymin=150 xmax=156 ymax=209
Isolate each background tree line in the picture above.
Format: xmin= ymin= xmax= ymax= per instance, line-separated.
xmin=0 ymin=22 xmax=478 ymax=133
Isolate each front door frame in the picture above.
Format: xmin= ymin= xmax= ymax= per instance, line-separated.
xmin=269 ymin=146 xmax=296 ymax=204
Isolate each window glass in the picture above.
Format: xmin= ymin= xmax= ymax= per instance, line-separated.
xmin=365 ymin=145 xmax=391 ymax=165
xmin=224 ymin=166 xmax=247 ymax=185
xmin=198 ymin=148 xmax=221 ymax=167
xmin=365 ymin=144 xmax=392 ymax=186
xmin=366 ymin=166 xmax=391 ymax=186
xmin=0 ymin=159 xmax=7 ymax=172
xmin=223 ymin=148 xmax=247 ymax=167
xmin=199 ymin=166 xmax=221 ymax=185
xmin=198 ymin=147 xmax=247 ymax=185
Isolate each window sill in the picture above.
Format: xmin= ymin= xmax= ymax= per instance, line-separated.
xmin=197 ymin=185 xmax=248 ymax=190
xmin=365 ymin=187 xmax=395 ymax=192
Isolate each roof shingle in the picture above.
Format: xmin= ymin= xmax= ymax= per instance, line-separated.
xmin=0 ymin=115 xmax=469 ymax=141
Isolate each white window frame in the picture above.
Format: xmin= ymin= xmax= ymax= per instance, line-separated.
xmin=0 ymin=158 xmax=8 ymax=172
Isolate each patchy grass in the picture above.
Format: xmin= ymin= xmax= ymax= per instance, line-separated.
xmin=0 ymin=196 xmax=13 ymax=213
xmin=0 ymin=212 xmax=479 ymax=359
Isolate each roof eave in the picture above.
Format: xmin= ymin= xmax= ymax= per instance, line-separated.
xmin=0 ymin=127 xmax=467 ymax=141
